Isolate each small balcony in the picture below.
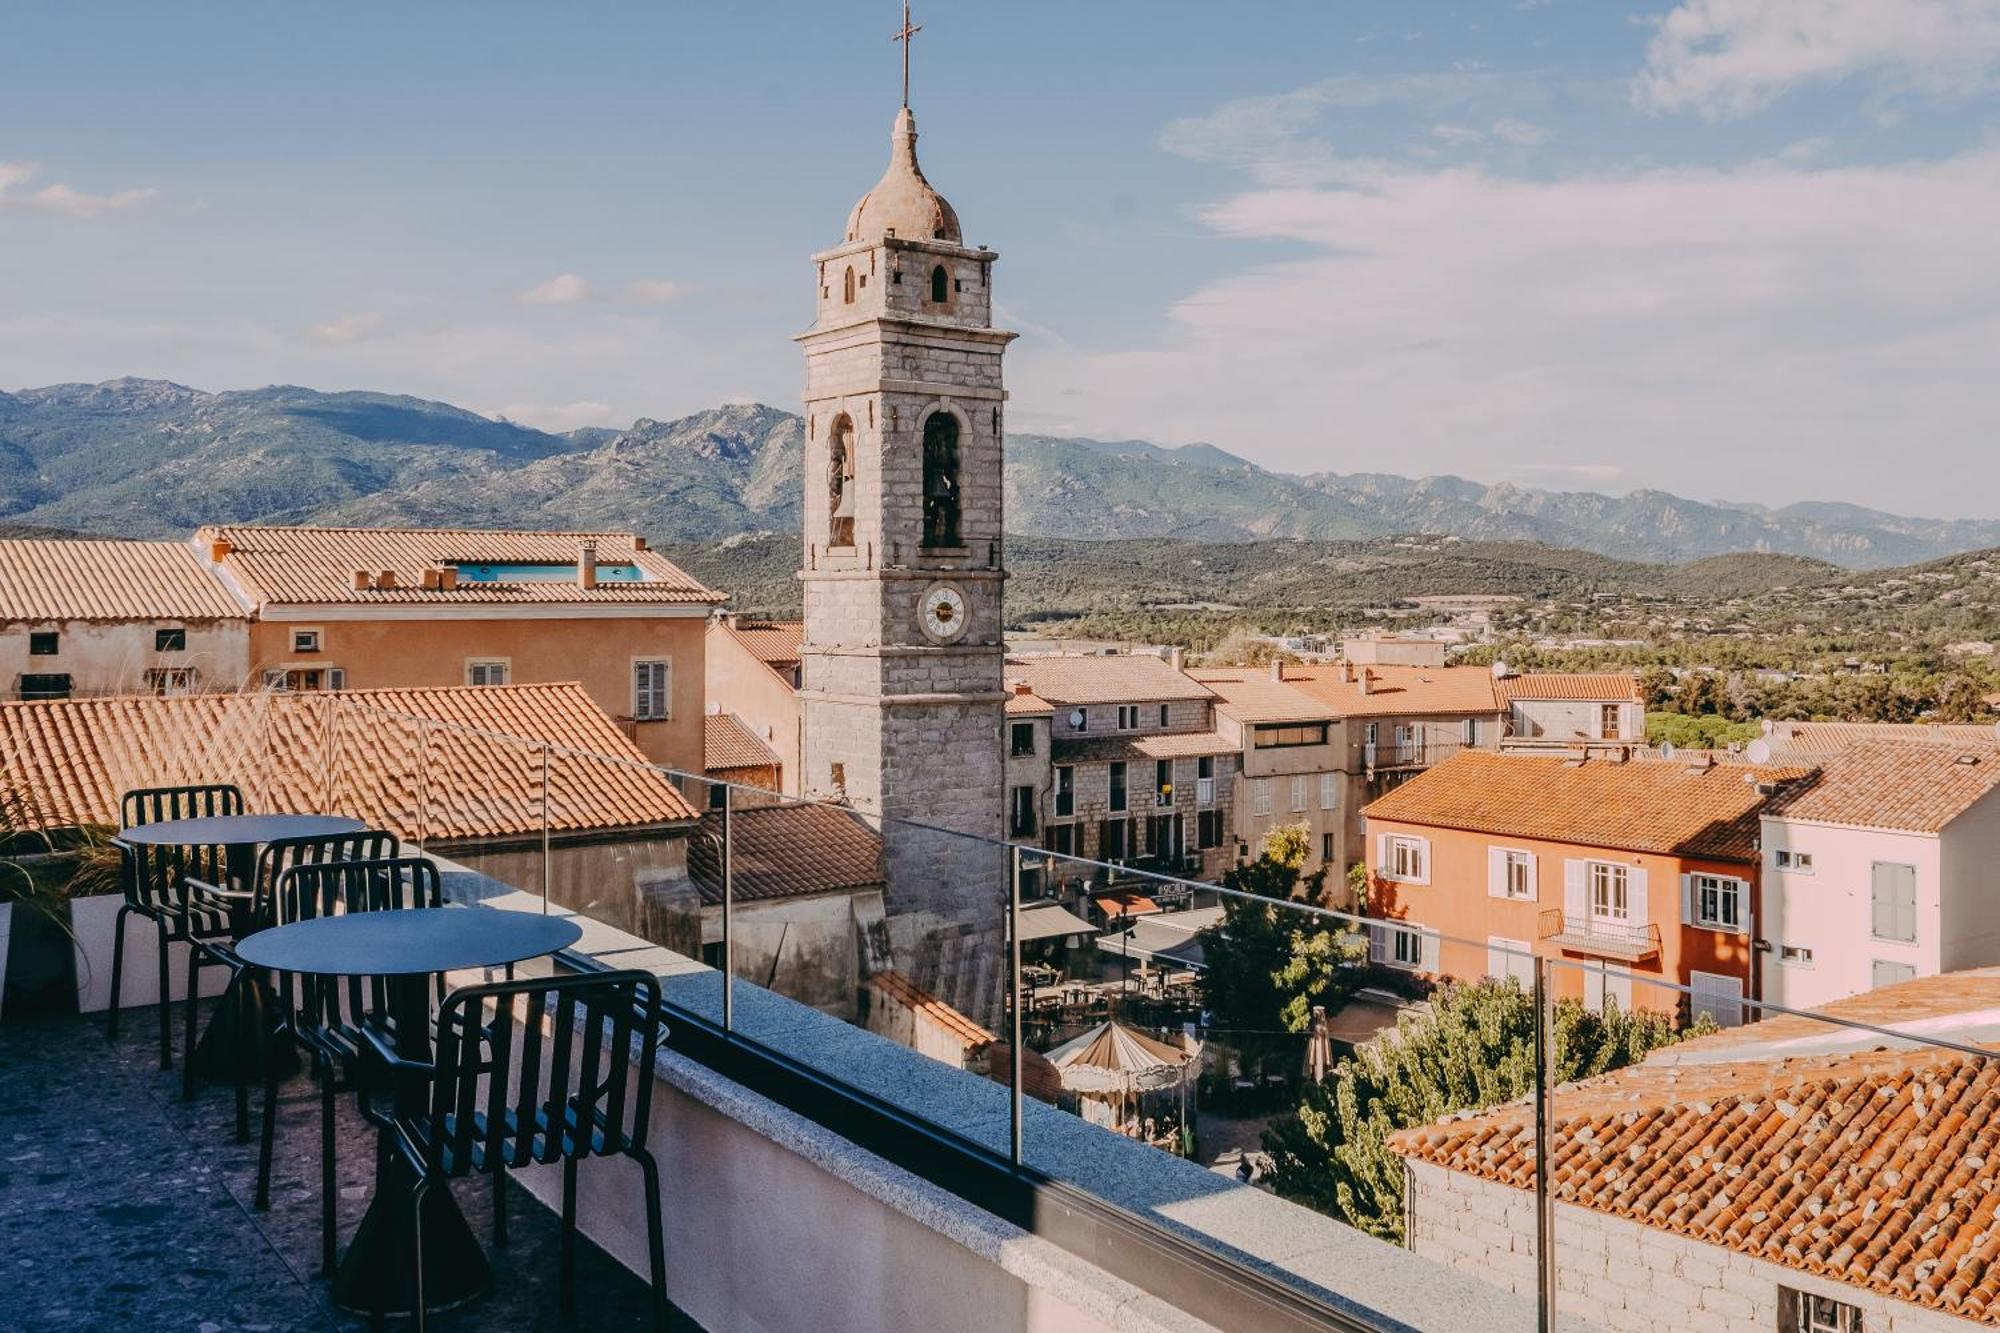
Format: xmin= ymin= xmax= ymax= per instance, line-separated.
xmin=1538 ymin=907 xmax=1662 ymax=961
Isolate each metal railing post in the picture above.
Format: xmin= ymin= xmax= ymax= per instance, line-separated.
xmin=540 ymin=742 xmax=551 ymax=914
xmin=1533 ymin=955 xmax=1556 ymax=1332
xmin=721 ymin=781 xmax=734 ymax=1033
xmin=1009 ymin=842 xmax=1024 ymax=1168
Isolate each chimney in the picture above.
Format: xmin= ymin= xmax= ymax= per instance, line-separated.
xmin=352 ymin=569 xmax=374 ymax=591
xmin=632 ymin=536 xmax=648 ymax=551
xmin=420 ymin=569 xmax=442 ymax=591
xmin=1359 ymin=668 xmax=1376 ymax=696
xmin=579 ymin=539 xmax=599 ymax=590
xmin=1269 ymin=659 xmax=1284 ymax=682
xmin=1013 ymin=681 xmax=1034 ymax=697
xmin=210 ymin=537 xmax=233 ymax=563
xmin=376 ymin=569 xmax=397 ymax=591
xmin=1168 ymin=646 xmax=1186 ymax=672
xmin=1341 ymin=660 xmax=1357 ymax=684
xmin=438 ymin=566 xmax=458 ymax=591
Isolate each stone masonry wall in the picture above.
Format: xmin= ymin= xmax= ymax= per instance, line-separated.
xmin=1404 ymin=1160 xmax=1985 ymax=1333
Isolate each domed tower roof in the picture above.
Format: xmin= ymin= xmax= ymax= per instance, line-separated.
xmin=844 ymin=107 xmax=961 ymax=245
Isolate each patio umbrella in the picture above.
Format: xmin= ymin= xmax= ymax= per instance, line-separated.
xmin=1043 ymin=1020 xmax=1193 ymax=1095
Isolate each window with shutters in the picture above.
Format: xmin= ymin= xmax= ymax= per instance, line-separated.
xmin=1588 ymin=861 xmax=1629 ymax=923
xmin=1385 ymin=835 xmax=1428 ymax=883
xmin=1044 ymin=822 xmax=1074 ymax=857
xmin=1779 ymin=1286 xmax=1865 ymax=1333
xmin=1497 ymin=849 xmax=1534 ymax=900
xmin=1054 ymin=765 xmax=1074 ymax=817
xmin=1691 ymin=874 xmax=1744 ymax=931
xmin=1872 ymin=959 xmax=1916 ymax=989
xmin=1010 ymin=786 xmax=1036 ymax=837
xmin=1197 ymin=809 xmax=1222 ymax=849
xmin=1155 ymin=759 xmax=1174 ymax=806
xmin=1870 ymin=862 xmax=1917 ymax=942
xmin=1391 ymin=926 xmax=1423 ymax=968
xmin=1320 ymin=772 xmax=1337 ymax=811
xmin=1290 ymin=774 xmax=1308 ymax=812
xmin=1197 ymin=755 xmax=1215 ymax=804
xmin=466 ymin=659 xmax=509 ymax=687
xmin=1321 ymin=831 xmax=1335 ymax=862
xmin=1486 ymin=936 xmax=1534 ymax=987
xmin=633 ymin=658 xmax=670 ymax=719
xmin=1100 ymin=818 xmax=1129 ymax=861
xmin=1251 ymin=777 xmax=1272 ymax=815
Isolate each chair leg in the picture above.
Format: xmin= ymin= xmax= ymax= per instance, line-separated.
xmin=559 ymin=1156 xmax=580 ymax=1313
xmin=233 ymin=980 xmax=253 ymax=1142
xmin=182 ymin=951 xmax=203 ymax=1100
xmin=255 ymin=1040 xmax=283 ymax=1210
xmin=409 ymin=1176 xmax=430 ymax=1333
xmin=491 ymin=1165 xmax=509 ymax=1248
xmin=634 ymin=1148 xmax=669 ymax=1333
xmin=105 ymin=906 xmax=129 ymax=1041
xmin=155 ymin=922 xmax=174 ymax=1070
xmin=319 ymin=1065 xmax=338 ymax=1278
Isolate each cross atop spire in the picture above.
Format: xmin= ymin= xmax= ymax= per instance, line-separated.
xmin=893 ymin=0 xmax=922 ymax=108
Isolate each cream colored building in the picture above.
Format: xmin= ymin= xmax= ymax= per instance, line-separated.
xmin=1760 ymin=738 xmax=2000 ymax=1009
xmin=0 ymin=539 xmax=250 ymax=700
xmin=1189 ymin=665 xmax=1343 ymax=881
xmin=704 ymin=616 xmax=804 ymax=794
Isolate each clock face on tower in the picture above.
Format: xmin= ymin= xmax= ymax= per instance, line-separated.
xmin=919 ymin=582 xmax=969 ymax=643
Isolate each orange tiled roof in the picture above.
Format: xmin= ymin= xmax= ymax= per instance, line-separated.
xmin=1497 ymin=672 xmax=1643 ymax=703
xmin=1286 ymin=664 xmax=1503 ymax=718
xmin=1764 ymin=739 xmax=2000 ymax=834
xmin=0 ymin=540 xmax=247 ymax=622
xmin=1004 ymin=684 xmax=1055 ymax=716
xmin=1390 ymin=1025 xmax=2000 ymax=1322
xmin=1186 ymin=668 xmax=1336 ymax=724
xmin=200 ymin=526 xmax=719 ymax=606
xmin=1009 ymin=654 xmax=1214 ymax=707
xmin=1053 ymin=731 xmax=1238 ymax=763
xmin=1363 ymin=749 xmax=1804 ymax=862
xmin=0 ymin=683 xmax=695 ymax=840
xmin=1763 ymin=720 xmax=2000 ymax=764
xmin=868 ymin=970 xmax=997 ymax=1048
xmin=687 ymin=801 xmax=883 ymax=905
xmin=721 ymin=619 xmax=804 ymax=672
xmin=703 ymin=713 xmax=779 ymax=772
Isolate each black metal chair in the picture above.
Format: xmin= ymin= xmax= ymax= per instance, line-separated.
xmin=182 ymin=829 xmax=400 ymax=1129
xmin=106 ymin=783 xmax=243 ymax=1068
xmin=255 ymin=857 xmax=443 ymax=1275
xmin=359 ymin=970 xmax=669 ymax=1333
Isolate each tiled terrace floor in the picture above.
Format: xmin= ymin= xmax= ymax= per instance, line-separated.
xmin=0 ymin=1004 xmax=703 ymax=1333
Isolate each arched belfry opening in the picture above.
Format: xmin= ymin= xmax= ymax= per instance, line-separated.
xmin=921 ymin=411 xmax=960 ymax=548
xmin=929 ymin=264 xmax=949 ymax=304
xmin=843 ymin=266 xmax=856 ymax=304
xmin=828 ymin=414 xmax=857 ymax=548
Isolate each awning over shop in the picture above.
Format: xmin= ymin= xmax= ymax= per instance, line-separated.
xmin=1094 ymin=905 xmax=1224 ymax=972
xmin=1016 ymin=902 xmax=1099 ymax=943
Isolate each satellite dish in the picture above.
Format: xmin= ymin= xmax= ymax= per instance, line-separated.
xmin=1659 ymin=742 xmax=1677 ymax=760
xmin=1491 ymin=660 xmax=1510 ymax=679
xmin=1746 ymin=739 xmax=1773 ymax=764
xmin=1069 ymin=709 xmax=1086 ymax=729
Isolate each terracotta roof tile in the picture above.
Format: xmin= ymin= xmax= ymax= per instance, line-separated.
xmin=0 ymin=540 xmax=247 ymax=622
xmin=0 ymin=683 xmax=694 ymax=840
xmin=200 ymin=525 xmax=719 ymax=606
xmin=1004 ymin=684 xmax=1055 ymax=716
xmin=1364 ymin=750 xmax=1804 ymax=862
xmin=1764 ymin=721 xmax=2000 ymax=764
xmin=1764 ymin=739 xmax=2000 ymax=834
xmin=703 ymin=713 xmax=779 ymax=772
xmin=687 ymin=801 xmax=883 ymax=905
xmin=867 ymin=969 xmax=996 ymax=1048
xmin=1009 ymin=654 xmax=1214 ymax=707
xmin=722 ymin=619 xmax=804 ymax=671
xmin=1390 ymin=998 xmax=2000 ymax=1323
xmin=1186 ymin=669 xmax=1337 ymax=724
xmin=1053 ymin=731 xmax=1239 ymax=763
xmin=1286 ymin=664 xmax=1503 ymax=718
xmin=1497 ymin=672 xmax=1644 ymax=703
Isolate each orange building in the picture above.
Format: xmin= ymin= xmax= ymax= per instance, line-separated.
xmin=1362 ymin=750 xmax=1806 ymax=1024
xmin=195 ymin=525 xmax=723 ymax=772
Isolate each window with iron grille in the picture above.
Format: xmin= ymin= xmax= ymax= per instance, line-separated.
xmin=1779 ymin=1286 xmax=1864 ymax=1333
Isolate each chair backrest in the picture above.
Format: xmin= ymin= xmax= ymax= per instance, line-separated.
xmin=427 ymin=970 xmax=665 ymax=1176
xmin=117 ymin=784 xmax=244 ymax=911
xmin=248 ymin=829 xmax=400 ymax=924
xmin=272 ymin=856 xmax=442 ymax=1040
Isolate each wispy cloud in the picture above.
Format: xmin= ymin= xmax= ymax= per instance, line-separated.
xmin=518 ymin=272 xmax=591 ymax=305
xmin=1489 ymin=118 xmax=1550 ymax=146
xmin=1635 ymin=0 xmax=2000 ymax=119
xmin=0 ymin=161 xmax=156 ymax=218
xmin=624 ymin=279 xmax=681 ymax=304
xmin=490 ymin=400 xmax=618 ymax=432
xmin=300 ymin=312 xmax=386 ymax=346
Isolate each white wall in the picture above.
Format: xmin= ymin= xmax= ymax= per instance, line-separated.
xmin=1 ymin=619 xmax=250 ymax=699
xmin=1939 ymin=791 xmax=2000 ymax=975
xmin=1509 ymin=699 xmax=1642 ymax=742
xmin=1759 ymin=818 xmax=1941 ymax=1010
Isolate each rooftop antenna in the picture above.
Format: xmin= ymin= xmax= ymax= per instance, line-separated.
xmin=893 ymin=0 xmax=923 ymax=108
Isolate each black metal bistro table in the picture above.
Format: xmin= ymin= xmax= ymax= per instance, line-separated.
xmin=118 ymin=813 xmax=367 ymax=1082
xmin=236 ymin=908 xmax=583 ymax=1315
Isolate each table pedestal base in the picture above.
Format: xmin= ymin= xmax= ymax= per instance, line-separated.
xmin=192 ymin=973 xmax=298 ymax=1084
xmin=331 ymin=1147 xmax=491 ymax=1316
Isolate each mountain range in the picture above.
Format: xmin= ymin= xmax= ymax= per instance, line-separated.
xmin=2 ymin=378 xmax=1994 ymax=569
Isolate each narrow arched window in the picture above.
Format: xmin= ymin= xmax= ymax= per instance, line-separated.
xmin=828 ymin=414 xmax=856 ymax=548
xmin=921 ymin=412 xmax=961 ymax=548
xmin=843 ymin=266 xmax=856 ymax=304
xmin=929 ymin=265 xmax=949 ymax=304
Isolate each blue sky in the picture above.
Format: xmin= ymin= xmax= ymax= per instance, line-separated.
xmin=5 ymin=1 xmax=2000 ymax=516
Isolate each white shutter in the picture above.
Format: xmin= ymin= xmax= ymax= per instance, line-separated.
xmin=1629 ymin=866 xmax=1649 ymax=924
xmin=1523 ymin=853 xmax=1538 ymax=901
xmin=1375 ymin=832 xmax=1388 ymax=878
xmin=1564 ymin=860 xmax=1586 ymax=921
xmin=1605 ymin=966 xmax=1632 ymax=1013
xmin=1418 ymin=929 xmax=1441 ymax=973
xmin=1488 ymin=847 xmax=1508 ymax=899
xmin=1680 ymin=874 xmax=1695 ymax=926
xmin=1413 ymin=837 xmax=1431 ymax=886
xmin=1368 ymin=924 xmax=1389 ymax=965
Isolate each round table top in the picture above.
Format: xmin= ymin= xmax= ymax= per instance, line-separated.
xmin=236 ymin=908 xmax=582 ymax=977
xmin=119 ymin=812 xmax=368 ymax=847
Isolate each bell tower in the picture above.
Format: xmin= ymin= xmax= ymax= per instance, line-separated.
xmin=796 ymin=12 xmax=1013 ymax=914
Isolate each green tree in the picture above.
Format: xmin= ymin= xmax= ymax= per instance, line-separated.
xmin=1262 ymin=978 xmax=1703 ymax=1241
